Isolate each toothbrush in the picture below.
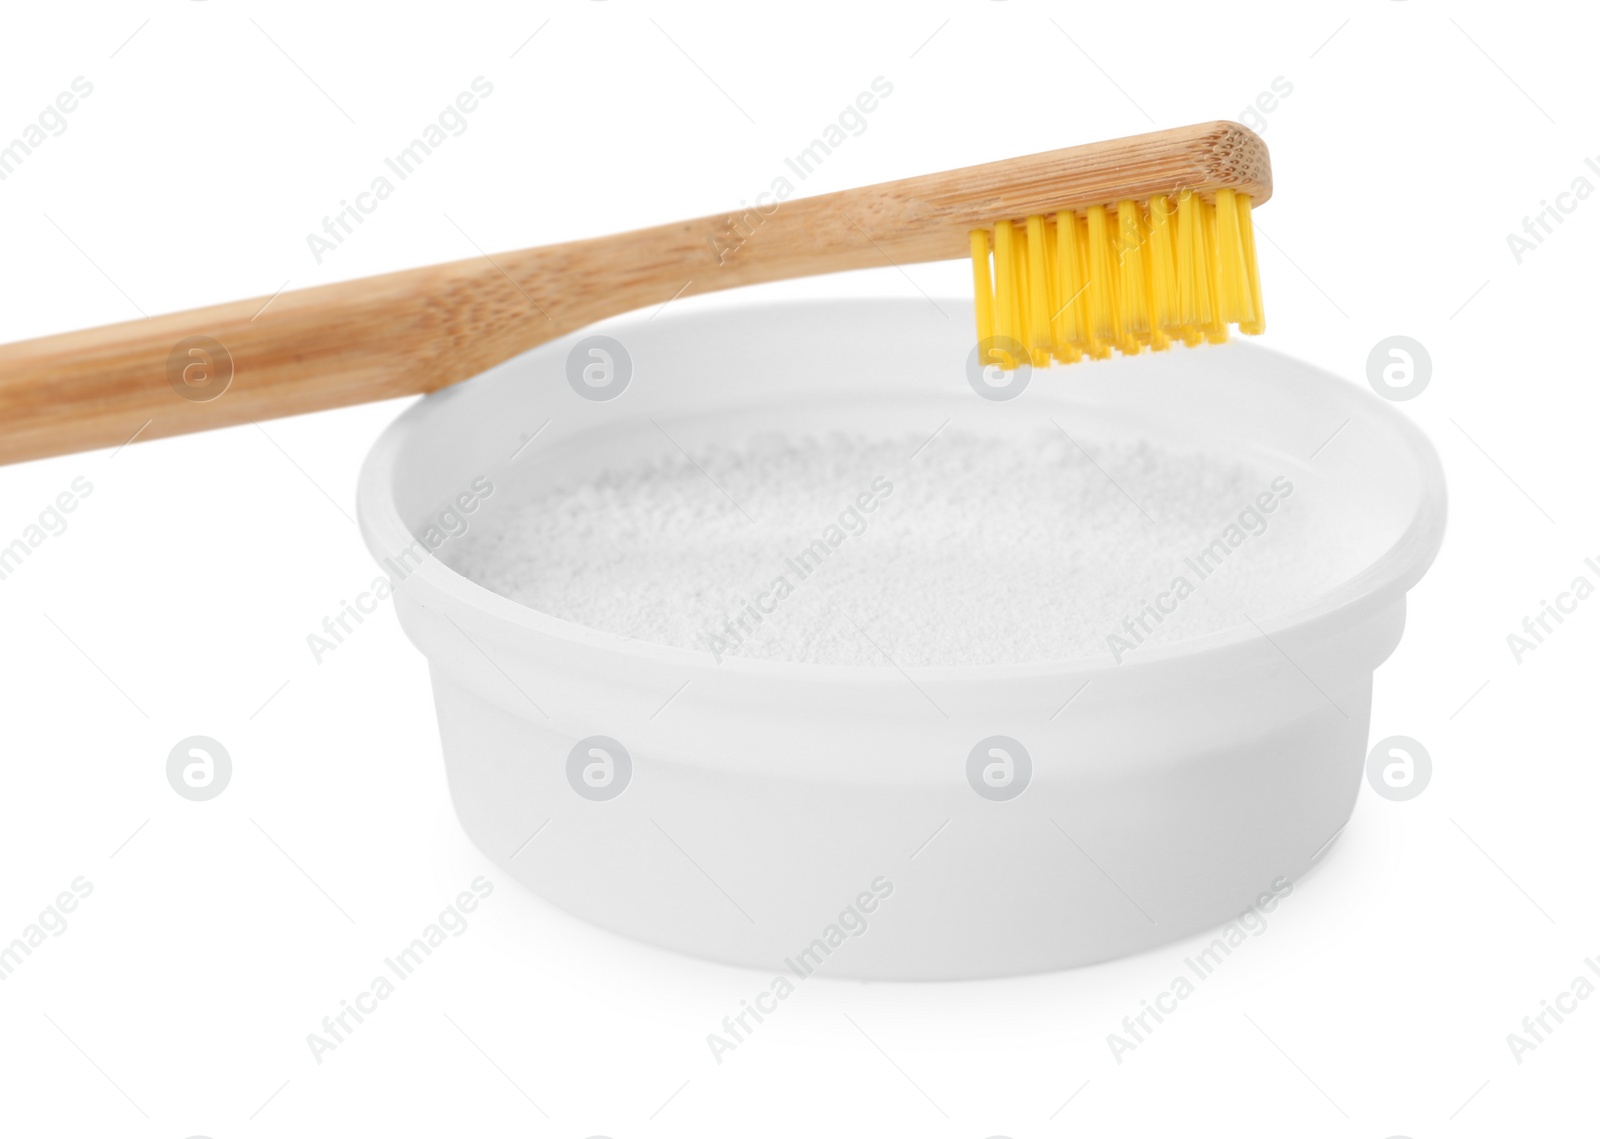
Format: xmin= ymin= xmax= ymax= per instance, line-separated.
xmin=0 ymin=120 xmax=1268 ymax=466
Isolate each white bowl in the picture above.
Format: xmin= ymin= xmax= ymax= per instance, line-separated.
xmin=357 ymin=299 xmax=1445 ymax=980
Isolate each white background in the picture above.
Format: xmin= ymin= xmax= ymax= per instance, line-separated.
xmin=1 ymin=0 xmax=1596 ymax=1135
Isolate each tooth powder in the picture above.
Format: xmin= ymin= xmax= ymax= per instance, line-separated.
xmin=445 ymin=430 xmax=1355 ymax=667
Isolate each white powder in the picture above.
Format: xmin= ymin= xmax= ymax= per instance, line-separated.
xmin=446 ymin=430 xmax=1354 ymax=667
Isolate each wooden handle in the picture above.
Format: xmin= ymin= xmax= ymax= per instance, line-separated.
xmin=0 ymin=121 xmax=1266 ymax=466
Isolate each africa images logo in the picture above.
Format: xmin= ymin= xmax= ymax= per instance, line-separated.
xmin=566 ymin=736 xmax=631 ymax=801
xmin=967 ymin=736 xmax=1032 ymax=801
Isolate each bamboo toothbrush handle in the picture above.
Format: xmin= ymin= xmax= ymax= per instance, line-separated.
xmin=0 ymin=121 xmax=1266 ymax=466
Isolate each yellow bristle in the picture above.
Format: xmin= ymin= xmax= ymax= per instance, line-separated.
xmin=993 ymin=220 xmax=1019 ymax=355
xmin=1055 ymin=210 xmax=1086 ymax=349
xmin=1013 ymin=222 xmax=1031 ymax=351
xmin=1074 ymin=210 xmax=1112 ymax=359
xmin=1175 ymin=189 xmax=1206 ymax=335
xmin=1040 ymin=218 xmax=1076 ymax=363
xmin=965 ymin=186 xmax=1266 ymax=370
xmin=969 ymin=229 xmax=995 ymax=358
xmin=1025 ymin=215 xmax=1051 ymax=354
xmin=1200 ymin=196 xmax=1228 ymax=344
xmin=1145 ymin=195 xmax=1178 ymax=351
xmin=1082 ymin=209 xmax=1112 ymax=359
xmin=1041 ymin=217 xmax=1060 ymax=337
xmin=1213 ymin=188 xmax=1247 ymax=324
xmin=1116 ymin=199 xmax=1150 ymax=353
xmin=1084 ymin=204 xmax=1118 ymax=351
xmin=1236 ymin=193 xmax=1265 ymax=335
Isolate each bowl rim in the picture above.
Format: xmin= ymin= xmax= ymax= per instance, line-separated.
xmin=356 ymin=297 xmax=1448 ymax=685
